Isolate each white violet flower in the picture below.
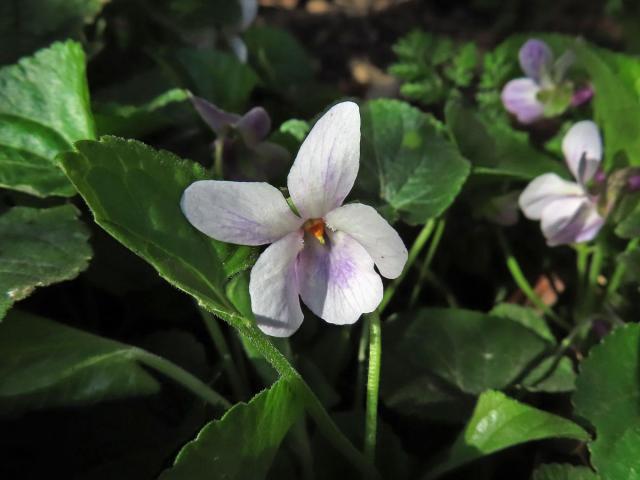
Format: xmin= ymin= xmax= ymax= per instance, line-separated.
xmin=181 ymin=102 xmax=408 ymax=337
xmin=519 ymin=120 xmax=605 ymax=246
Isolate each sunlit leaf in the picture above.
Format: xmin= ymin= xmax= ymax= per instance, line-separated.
xmin=425 ymin=390 xmax=590 ymax=479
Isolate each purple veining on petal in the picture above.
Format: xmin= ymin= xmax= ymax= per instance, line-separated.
xmin=519 ymin=39 xmax=553 ymax=81
xmin=545 ymin=200 xmax=604 ymax=246
xmin=501 ymin=78 xmax=545 ymax=124
xmin=571 ymin=85 xmax=594 ymax=107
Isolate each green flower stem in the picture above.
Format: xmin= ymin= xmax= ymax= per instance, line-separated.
xmin=497 ymin=231 xmax=571 ymax=331
xmin=354 ymin=320 xmax=371 ymax=410
xmin=409 ymin=219 xmax=446 ymax=306
xmin=379 ymin=219 xmax=436 ymax=314
xmin=135 ymin=349 xmax=232 ymax=409
xmin=607 ymin=238 xmax=640 ymax=297
xmin=213 ymin=138 xmax=224 ymax=178
xmin=199 ymin=308 xmax=249 ymax=400
xmin=364 ymin=313 xmax=382 ymax=464
xmin=212 ymin=308 xmax=381 ymax=480
xmin=588 ymin=244 xmax=604 ymax=290
xmin=576 ymin=244 xmax=590 ymax=288
xmin=362 ymin=220 xmax=437 ymax=469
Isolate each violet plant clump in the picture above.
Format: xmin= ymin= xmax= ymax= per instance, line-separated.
xmin=6 ymin=4 xmax=640 ymax=480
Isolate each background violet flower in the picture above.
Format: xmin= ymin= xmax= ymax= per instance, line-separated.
xmin=519 ymin=120 xmax=605 ymax=246
xmin=502 ymin=39 xmax=583 ymax=124
xmin=181 ymin=102 xmax=408 ymax=337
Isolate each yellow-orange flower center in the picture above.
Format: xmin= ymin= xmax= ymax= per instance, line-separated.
xmin=303 ymin=218 xmax=326 ymax=244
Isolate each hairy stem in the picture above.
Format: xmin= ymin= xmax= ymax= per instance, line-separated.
xmin=364 ymin=313 xmax=382 ymax=464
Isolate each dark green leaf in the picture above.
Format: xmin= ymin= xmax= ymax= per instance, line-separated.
xmin=360 ymin=99 xmax=470 ymax=224
xmin=531 ymin=464 xmax=600 ymax=480
xmin=574 ymin=43 xmax=640 ymax=168
xmin=425 ymin=390 xmax=590 ymax=479
xmin=94 ymin=88 xmax=190 ymax=137
xmin=490 ymin=303 xmax=555 ymax=343
xmin=0 ymin=310 xmax=160 ymax=414
xmin=159 ymin=49 xmax=259 ymax=112
xmin=445 ymin=99 xmax=566 ymax=180
xmin=387 ymin=308 xmax=549 ymax=395
xmin=520 ymin=357 xmax=576 ymax=393
xmin=59 ymin=136 xmax=254 ymax=312
xmin=0 ymin=205 xmax=92 ymax=320
xmin=574 ymin=324 xmax=640 ymax=480
xmin=160 ymin=379 xmax=304 ymax=480
xmin=0 ymin=40 xmax=95 ymax=197
xmin=0 ymin=0 xmax=107 ymax=65
xmin=244 ymin=26 xmax=314 ymax=92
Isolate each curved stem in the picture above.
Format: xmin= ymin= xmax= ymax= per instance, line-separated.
xmin=199 ymin=308 xmax=249 ymax=400
xmin=212 ymin=308 xmax=381 ymax=480
xmin=135 ymin=349 xmax=232 ymax=409
xmin=410 ymin=219 xmax=446 ymax=306
xmin=498 ymin=231 xmax=571 ymax=331
xmin=607 ymin=238 xmax=640 ymax=297
xmin=364 ymin=313 xmax=382 ymax=464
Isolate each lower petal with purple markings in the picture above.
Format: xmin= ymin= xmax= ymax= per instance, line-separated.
xmin=297 ymin=230 xmax=383 ymax=326
xmin=541 ymin=197 xmax=603 ymax=246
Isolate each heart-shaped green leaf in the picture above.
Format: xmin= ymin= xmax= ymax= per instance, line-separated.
xmin=385 ymin=308 xmax=550 ymax=395
xmin=360 ymin=99 xmax=470 ymax=224
xmin=573 ymin=324 xmax=640 ymax=480
xmin=0 ymin=40 xmax=95 ymax=197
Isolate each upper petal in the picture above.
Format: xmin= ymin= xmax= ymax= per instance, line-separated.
xmin=519 ymin=39 xmax=553 ymax=81
xmin=501 ymin=78 xmax=545 ymax=124
xmin=540 ymin=197 xmax=603 ymax=246
xmin=191 ymin=96 xmax=240 ymax=135
xmin=298 ymin=230 xmax=383 ymax=325
xmin=325 ymin=203 xmax=407 ymax=279
xmin=181 ymin=180 xmax=302 ymax=245
xmin=562 ymin=120 xmax=602 ymax=185
xmin=238 ymin=0 xmax=258 ymax=31
xmin=519 ymin=173 xmax=584 ymax=220
xmin=235 ymin=106 xmax=271 ymax=146
xmin=250 ymin=231 xmax=304 ymax=337
xmin=287 ymin=101 xmax=361 ymax=218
